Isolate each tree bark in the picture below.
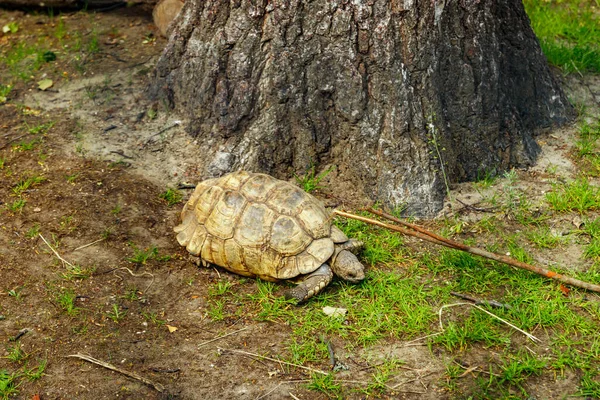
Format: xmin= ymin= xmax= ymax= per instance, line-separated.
xmin=149 ymin=0 xmax=573 ymax=216
xmin=0 ymin=0 xmax=156 ymax=9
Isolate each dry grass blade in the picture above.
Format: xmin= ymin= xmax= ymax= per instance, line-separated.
xmin=39 ymin=233 xmax=74 ymax=268
xmin=197 ymin=327 xmax=248 ymax=348
xmin=67 ymin=353 xmax=165 ymax=392
xmin=73 ymin=237 xmax=105 ymax=251
xmin=112 ymin=267 xmax=155 ymax=293
xmin=438 ymin=302 xmax=541 ymax=343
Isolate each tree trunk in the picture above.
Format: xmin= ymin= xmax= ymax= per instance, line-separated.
xmin=149 ymin=0 xmax=573 ymax=216
xmin=0 ymin=0 xmax=156 ymax=9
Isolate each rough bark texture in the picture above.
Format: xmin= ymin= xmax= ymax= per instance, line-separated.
xmin=149 ymin=0 xmax=573 ymax=216
xmin=0 ymin=0 xmax=156 ymax=9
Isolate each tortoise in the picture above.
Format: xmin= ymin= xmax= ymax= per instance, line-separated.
xmin=174 ymin=171 xmax=365 ymax=302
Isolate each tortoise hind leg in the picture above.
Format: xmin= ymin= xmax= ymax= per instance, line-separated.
xmin=283 ymin=264 xmax=333 ymax=303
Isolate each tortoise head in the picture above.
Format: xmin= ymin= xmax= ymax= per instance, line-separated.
xmin=331 ymin=249 xmax=365 ymax=283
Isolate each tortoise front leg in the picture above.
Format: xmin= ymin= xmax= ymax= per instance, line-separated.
xmin=283 ymin=264 xmax=333 ymax=303
xmin=189 ymin=255 xmax=209 ymax=268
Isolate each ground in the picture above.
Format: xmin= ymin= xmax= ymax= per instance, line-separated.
xmin=1 ymin=4 xmax=600 ymax=400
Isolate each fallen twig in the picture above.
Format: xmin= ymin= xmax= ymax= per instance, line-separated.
xmin=197 ymin=327 xmax=248 ymax=348
xmin=390 ymin=371 xmax=435 ymax=390
xmin=453 ymin=361 xmax=501 ymax=377
xmin=402 ymin=332 xmax=442 ymax=346
xmin=177 ymin=183 xmax=197 ymax=190
xmin=217 ymin=347 xmax=328 ymax=376
xmin=455 ymin=199 xmax=496 ymax=213
xmin=143 ymin=121 xmax=181 ymax=147
xmin=438 ymin=302 xmax=541 ymax=343
xmin=334 ymin=209 xmax=600 ymax=294
xmin=255 ymin=383 xmax=282 ymax=400
xmin=110 ymin=150 xmax=134 ymax=159
xmin=67 ymin=353 xmax=165 ymax=393
xmin=151 ymin=368 xmax=180 ymax=373
xmin=0 ymin=133 xmax=28 ymax=150
xmin=39 ymin=233 xmax=75 ymax=268
xmin=9 ymin=328 xmax=30 ymax=342
xmin=450 ymin=292 xmax=512 ymax=310
xmin=112 ymin=267 xmax=155 ymax=293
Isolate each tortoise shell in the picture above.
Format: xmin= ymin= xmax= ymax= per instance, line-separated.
xmin=174 ymin=171 xmax=348 ymax=281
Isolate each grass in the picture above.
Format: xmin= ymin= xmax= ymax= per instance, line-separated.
xmin=26 ymin=121 xmax=55 ymax=135
xmin=0 ymin=358 xmax=47 ymax=399
xmin=55 ymin=288 xmax=79 ymax=316
xmin=4 ymin=345 xmax=27 ymax=363
xmin=2 ymin=42 xmax=48 ymax=81
xmin=307 ymin=373 xmax=342 ymax=399
xmin=12 ymin=175 xmax=45 ymax=196
xmin=7 ymin=287 xmax=23 ymax=301
xmin=127 ymin=244 xmax=159 ymax=264
xmin=60 ymin=265 xmax=93 ymax=281
xmin=0 ymin=370 xmax=20 ymax=399
xmin=106 ymin=304 xmax=127 ymax=323
xmin=0 ymin=84 xmax=12 ymax=103
xmin=295 ymin=165 xmax=334 ymax=193
xmin=142 ymin=311 xmax=166 ymax=327
xmin=526 ymin=226 xmax=564 ymax=249
xmin=574 ymin=121 xmax=600 ymax=176
xmin=524 ymin=0 xmax=600 ymax=73
xmin=159 ymin=188 xmax=183 ymax=206
xmin=546 ymin=177 xmax=600 ymax=212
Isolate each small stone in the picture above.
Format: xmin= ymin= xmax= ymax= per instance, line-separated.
xmin=33 ymin=207 xmax=41 ymax=212
xmin=323 ymin=306 xmax=347 ymax=318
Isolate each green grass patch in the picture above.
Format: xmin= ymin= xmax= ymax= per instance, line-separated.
xmin=12 ymin=175 xmax=45 ymax=196
xmin=0 ymin=369 xmax=20 ymax=399
xmin=159 ymin=188 xmax=183 ymax=206
xmin=127 ymin=244 xmax=158 ymax=264
xmin=295 ymin=165 xmax=334 ymax=193
xmin=2 ymin=42 xmax=55 ymax=81
xmin=6 ymin=198 xmax=26 ymax=213
xmin=524 ymin=0 xmax=600 ymax=73
xmin=526 ymin=226 xmax=564 ymax=249
xmin=575 ymin=121 xmax=600 ymax=176
xmin=335 ymin=216 xmax=407 ymax=266
xmin=0 ymin=84 xmax=12 ymax=103
xmin=55 ymin=288 xmax=79 ymax=316
xmin=546 ymin=178 xmax=600 ymax=212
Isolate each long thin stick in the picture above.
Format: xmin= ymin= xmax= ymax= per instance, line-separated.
xmin=39 ymin=233 xmax=74 ymax=268
xmin=333 ymin=210 xmax=600 ymax=294
xmin=67 ymin=353 xmax=164 ymax=392
xmin=217 ymin=347 xmax=327 ymax=375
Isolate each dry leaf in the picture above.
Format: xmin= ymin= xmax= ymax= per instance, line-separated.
xmin=166 ymin=324 xmax=178 ymax=333
xmin=38 ymin=79 xmax=53 ymax=91
xmin=559 ymin=284 xmax=570 ymax=296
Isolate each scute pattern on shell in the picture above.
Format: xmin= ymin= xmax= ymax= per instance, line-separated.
xmin=175 ymin=171 xmax=338 ymax=280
